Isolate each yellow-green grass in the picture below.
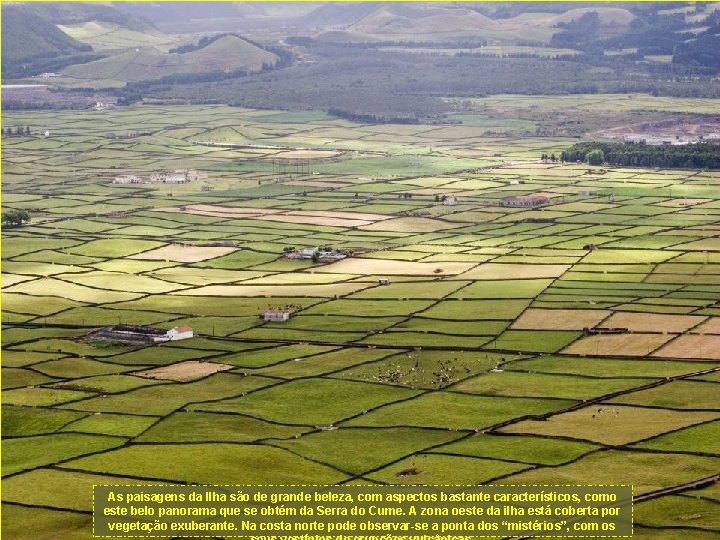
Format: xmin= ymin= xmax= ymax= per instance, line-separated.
xmin=433 ymin=433 xmax=597 ymax=465
xmin=192 ymin=378 xmax=420 ymax=425
xmin=3 ymin=387 xmax=95 ymax=407
xmin=499 ymin=449 xmax=720 ymax=495
xmin=452 ymin=371 xmax=649 ymax=400
xmin=0 ymin=350 xmax=68 ymax=368
xmin=108 ymin=295 xmax=321 ymax=316
xmin=635 ymin=495 xmax=720 ymax=531
xmin=345 ymin=280 xmax=470 ymax=299
xmin=449 ymin=279 xmax=552 ymax=299
xmin=269 ymin=314 xmax=402 ymax=333
xmin=607 ymin=381 xmax=720 ymax=410
xmin=59 ymin=271 xmax=187 ymax=294
xmin=318 ymin=258 xmax=475 ymax=276
xmin=233 ymin=323 xmax=366 ymax=344
xmin=2 ymin=261 xmax=89 ymax=277
xmin=2 ymin=468 xmax=153 ymax=512
xmin=302 ymin=299 xmax=435 ymax=317
xmin=60 ymin=373 xmax=274 ymax=416
xmin=218 ymin=344 xmax=338 ymax=368
xmin=500 ymin=405 xmax=720 ymax=445
xmin=2 ymin=406 xmax=88 ymax=437
xmin=272 ymin=427 xmax=462 ymax=475
xmin=256 ymin=348 xmax=401 ymax=379
xmin=504 ymin=355 xmax=705 ymax=378
xmin=60 ymin=413 xmax=158 ymax=437
xmin=344 ymin=392 xmax=574 ymax=431
xmin=153 ymin=315 xmax=259 ymax=336
xmin=3 ymin=433 xmax=126 ymax=476
xmin=631 ymin=526 xmax=720 ymax=540
xmin=44 ymin=306 xmax=179 ymax=327
xmin=491 ymin=330 xmax=582 ymax=353
xmin=64 ymin=443 xmax=347 ymax=484
xmin=172 ymin=282 xmax=373 ymax=297
xmin=332 ymin=350 xmax=506 ymax=390
xmin=53 ymin=375 xmax=169 ymax=394
xmin=96 ymin=345 xmax=223 ymax=366
xmin=394 ymin=318 xmax=509 ymax=335
xmin=136 ymin=411 xmax=310 ymax=443
xmin=65 ymin=239 xmax=164 ymax=258
xmin=3 ymin=278 xmax=143 ymax=303
xmin=361 ymin=331 xmax=492 ymax=349
xmin=459 ymin=263 xmax=570 ymax=280
xmin=511 ymin=308 xmax=611 ymax=330
xmin=2 ymin=367 xmax=56 ymax=389
xmin=1 ymin=237 xmax=83 ymax=259
xmin=367 ymin=453 xmax=531 ymax=485
xmin=32 ymin=358 xmax=137 ymax=378
xmin=633 ymin=420 xmax=720 ymax=455
xmin=2 ymin=504 xmax=93 ymax=540
xmin=419 ymin=299 xmax=531 ymax=320
xmin=2 ymin=293 xmax=87 ymax=316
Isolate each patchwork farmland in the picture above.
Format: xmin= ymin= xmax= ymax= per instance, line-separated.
xmin=2 ymin=100 xmax=720 ymax=540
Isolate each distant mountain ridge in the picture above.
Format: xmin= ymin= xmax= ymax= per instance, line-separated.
xmin=1 ymin=6 xmax=95 ymax=77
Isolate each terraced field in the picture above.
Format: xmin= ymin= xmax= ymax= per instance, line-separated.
xmin=2 ymin=101 xmax=719 ymax=540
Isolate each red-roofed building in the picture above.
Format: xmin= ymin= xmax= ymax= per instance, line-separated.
xmin=167 ymin=326 xmax=194 ymax=340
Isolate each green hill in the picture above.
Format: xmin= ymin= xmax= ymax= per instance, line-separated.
xmin=1 ymin=6 xmax=92 ymax=69
xmin=19 ymin=3 xmax=155 ymax=32
xmin=2 ymin=6 xmax=100 ymax=79
xmin=60 ymin=35 xmax=279 ymax=87
xmin=57 ymin=21 xmax=175 ymax=52
xmin=311 ymin=4 xmax=634 ymax=44
xmin=1 ymin=3 xmax=158 ymax=78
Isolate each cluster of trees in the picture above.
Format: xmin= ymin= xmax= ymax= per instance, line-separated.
xmin=540 ymin=153 xmax=558 ymax=163
xmin=115 ymin=37 xmax=294 ymax=106
xmin=2 ymin=209 xmax=31 ymax=228
xmin=561 ymin=141 xmax=720 ymax=169
xmin=169 ymin=34 xmax=224 ymax=54
xmin=142 ymin=42 xmax=720 ymax=122
xmin=2 ymin=126 xmax=31 ymax=136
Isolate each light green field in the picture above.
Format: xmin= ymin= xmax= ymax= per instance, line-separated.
xmin=3 ymin=101 xmax=720 ymax=539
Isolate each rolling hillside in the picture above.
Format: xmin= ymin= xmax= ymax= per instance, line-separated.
xmin=58 ymin=20 xmax=176 ymax=51
xmin=59 ymin=35 xmax=279 ymax=87
xmin=311 ymin=4 xmax=634 ymax=44
xmin=1 ymin=6 xmax=93 ymax=76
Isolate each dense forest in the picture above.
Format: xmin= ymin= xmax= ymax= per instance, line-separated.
xmin=128 ymin=45 xmax=720 ymax=123
xmin=561 ymin=141 xmax=720 ymax=169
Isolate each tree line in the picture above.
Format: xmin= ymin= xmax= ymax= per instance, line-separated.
xmin=2 ymin=209 xmax=31 ymax=228
xmin=561 ymin=141 xmax=720 ymax=169
xmin=2 ymin=126 xmax=32 ymax=136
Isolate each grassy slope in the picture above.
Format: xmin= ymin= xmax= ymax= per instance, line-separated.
xmin=60 ymin=35 xmax=278 ymax=84
xmin=1 ymin=7 xmax=91 ymax=64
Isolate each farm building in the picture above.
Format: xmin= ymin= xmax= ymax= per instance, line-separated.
xmin=151 ymin=171 xmax=189 ymax=184
xmin=283 ymin=247 xmax=347 ymax=261
xmin=443 ymin=195 xmax=458 ymax=206
xmin=501 ymin=195 xmax=549 ymax=208
xmin=264 ymin=309 xmax=292 ymax=322
xmin=167 ymin=326 xmax=194 ymax=340
xmin=378 ymin=278 xmax=391 ymax=285
xmin=113 ymin=175 xmax=142 ymax=184
xmin=86 ymin=324 xmax=193 ymax=343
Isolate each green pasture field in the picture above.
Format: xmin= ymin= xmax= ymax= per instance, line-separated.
xmin=3 ymin=101 xmax=720 ymax=539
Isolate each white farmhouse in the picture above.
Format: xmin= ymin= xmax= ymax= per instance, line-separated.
xmin=166 ymin=326 xmax=194 ymax=340
xmin=264 ymin=309 xmax=291 ymax=322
